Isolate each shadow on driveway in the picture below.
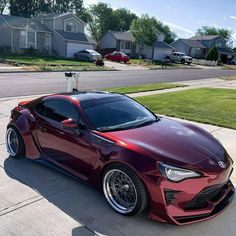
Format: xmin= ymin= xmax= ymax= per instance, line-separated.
xmin=4 ymin=156 xmax=236 ymax=236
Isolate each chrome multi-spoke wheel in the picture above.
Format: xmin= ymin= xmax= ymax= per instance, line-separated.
xmin=103 ymin=169 xmax=137 ymax=214
xmin=103 ymin=164 xmax=148 ymax=216
xmin=6 ymin=128 xmax=19 ymax=156
xmin=6 ymin=127 xmax=25 ymax=158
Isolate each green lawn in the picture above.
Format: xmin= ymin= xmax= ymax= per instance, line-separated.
xmin=0 ymin=55 xmax=90 ymax=66
xmin=104 ymin=83 xmax=185 ymax=94
xmin=0 ymin=55 xmax=114 ymax=71
xmin=128 ymin=58 xmax=194 ymax=69
xmin=136 ymin=88 xmax=236 ymax=129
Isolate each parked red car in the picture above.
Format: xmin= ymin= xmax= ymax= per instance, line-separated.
xmin=6 ymin=91 xmax=234 ymax=225
xmin=105 ymin=51 xmax=129 ymax=63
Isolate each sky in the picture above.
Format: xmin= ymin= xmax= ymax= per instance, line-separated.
xmin=84 ymin=0 xmax=236 ymax=46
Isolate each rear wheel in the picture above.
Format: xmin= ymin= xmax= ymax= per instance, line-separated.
xmin=6 ymin=127 xmax=25 ymax=158
xmin=103 ymin=163 xmax=148 ymax=216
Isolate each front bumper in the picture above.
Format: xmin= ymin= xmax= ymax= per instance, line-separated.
xmin=144 ymin=167 xmax=234 ymax=225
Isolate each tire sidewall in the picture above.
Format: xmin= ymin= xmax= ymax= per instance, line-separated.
xmin=103 ymin=163 xmax=148 ymax=216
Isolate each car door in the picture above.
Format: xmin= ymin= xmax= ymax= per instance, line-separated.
xmin=34 ymin=99 xmax=97 ymax=180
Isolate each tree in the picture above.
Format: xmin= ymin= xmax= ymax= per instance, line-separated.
xmin=206 ymin=47 xmax=219 ymax=61
xmin=9 ymin=0 xmax=88 ymax=19
xmin=130 ymin=15 xmax=176 ymax=48
xmin=130 ymin=14 xmax=161 ymax=48
xmin=0 ymin=0 xmax=9 ymax=14
xmin=9 ymin=0 xmax=51 ymax=17
xmin=156 ymin=23 xmax=176 ymax=44
xmin=87 ymin=3 xmax=113 ymax=48
xmin=196 ymin=26 xmax=232 ymax=45
xmin=111 ymin=8 xmax=137 ymax=31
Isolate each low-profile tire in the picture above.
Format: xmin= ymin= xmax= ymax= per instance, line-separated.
xmin=103 ymin=163 xmax=148 ymax=216
xmin=6 ymin=126 xmax=25 ymax=158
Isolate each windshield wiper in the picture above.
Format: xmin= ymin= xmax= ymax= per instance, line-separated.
xmin=130 ymin=119 xmax=159 ymax=129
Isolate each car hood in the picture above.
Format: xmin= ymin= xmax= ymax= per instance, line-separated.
xmin=183 ymin=56 xmax=192 ymax=59
xmin=99 ymin=118 xmax=229 ymax=171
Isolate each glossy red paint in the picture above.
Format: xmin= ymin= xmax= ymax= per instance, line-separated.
xmin=105 ymin=51 xmax=129 ymax=63
xmin=7 ymin=92 xmax=234 ymax=225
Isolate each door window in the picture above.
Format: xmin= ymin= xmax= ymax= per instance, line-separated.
xmin=35 ymin=100 xmax=78 ymax=122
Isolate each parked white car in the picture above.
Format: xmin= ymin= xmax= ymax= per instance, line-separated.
xmin=74 ymin=50 xmax=102 ymax=62
xmin=167 ymin=52 xmax=193 ymax=65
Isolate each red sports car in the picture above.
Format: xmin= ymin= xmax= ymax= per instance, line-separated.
xmin=105 ymin=51 xmax=129 ymax=63
xmin=6 ymin=91 xmax=234 ymax=225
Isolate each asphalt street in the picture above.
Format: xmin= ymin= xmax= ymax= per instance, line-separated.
xmin=1 ymin=69 xmax=236 ymax=98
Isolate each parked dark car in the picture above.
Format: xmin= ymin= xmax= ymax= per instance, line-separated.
xmin=6 ymin=91 xmax=234 ymax=225
xmin=74 ymin=49 xmax=102 ymax=62
xmin=105 ymin=51 xmax=129 ymax=63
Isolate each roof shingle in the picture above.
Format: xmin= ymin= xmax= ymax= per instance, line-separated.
xmin=189 ymin=35 xmax=222 ymax=41
xmin=0 ymin=14 xmax=52 ymax=32
xmin=109 ymin=31 xmax=132 ymax=41
xmin=181 ymin=39 xmax=206 ymax=48
xmin=55 ymin=30 xmax=95 ymax=44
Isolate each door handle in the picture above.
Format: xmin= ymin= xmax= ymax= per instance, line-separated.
xmin=38 ymin=126 xmax=47 ymax=132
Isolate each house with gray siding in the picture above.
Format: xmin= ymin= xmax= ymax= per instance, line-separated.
xmin=0 ymin=12 xmax=95 ymax=58
xmin=100 ymin=30 xmax=134 ymax=55
xmin=100 ymin=30 xmax=175 ymax=60
xmin=37 ymin=12 xmax=95 ymax=58
xmin=0 ymin=14 xmax=52 ymax=54
xmin=171 ymin=35 xmax=235 ymax=63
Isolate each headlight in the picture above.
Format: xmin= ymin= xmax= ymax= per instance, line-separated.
xmin=159 ymin=163 xmax=201 ymax=182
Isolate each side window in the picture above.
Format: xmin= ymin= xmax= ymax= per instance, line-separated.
xmin=37 ymin=100 xmax=79 ymax=122
xmin=34 ymin=101 xmax=47 ymax=116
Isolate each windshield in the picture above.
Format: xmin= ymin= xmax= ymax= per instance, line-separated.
xmin=87 ymin=50 xmax=100 ymax=55
xmin=80 ymin=97 xmax=157 ymax=132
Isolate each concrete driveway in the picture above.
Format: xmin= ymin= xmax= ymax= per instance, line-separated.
xmin=0 ymin=96 xmax=235 ymax=236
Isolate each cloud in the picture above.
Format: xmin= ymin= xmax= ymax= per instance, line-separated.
xmin=164 ymin=22 xmax=195 ymax=38
xmin=230 ymin=16 xmax=236 ymax=20
xmin=166 ymin=6 xmax=171 ymax=9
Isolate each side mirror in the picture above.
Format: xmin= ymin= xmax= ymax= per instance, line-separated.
xmin=61 ymin=119 xmax=78 ymax=129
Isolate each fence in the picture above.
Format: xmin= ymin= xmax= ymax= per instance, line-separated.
xmin=192 ymin=58 xmax=218 ymax=67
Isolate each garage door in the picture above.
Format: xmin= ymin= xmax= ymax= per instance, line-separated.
xmin=153 ymin=48 xmax=173 ymax=61
xmin=67 ymin=42 xmax=94 ymax=58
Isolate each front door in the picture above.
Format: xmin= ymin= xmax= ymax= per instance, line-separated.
xmin=34 ymin=99 xmax=96 ymax=180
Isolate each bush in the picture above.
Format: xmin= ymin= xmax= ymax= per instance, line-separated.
xmin=0 ymin=46 xmax=11 ymax=55
xmin=24 ymin=46 xmax=38 ymax=55
xmin=206 ymin=47 xmax=219 ymax=61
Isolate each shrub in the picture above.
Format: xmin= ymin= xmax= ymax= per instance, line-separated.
xmin=0 ymin=46 xmax=11 ymax=55
xmin=206 ymin=47 xmax=219 ymax=61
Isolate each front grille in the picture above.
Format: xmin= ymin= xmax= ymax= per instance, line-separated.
xmin=185 ymin=183 xmax=227 ymax=210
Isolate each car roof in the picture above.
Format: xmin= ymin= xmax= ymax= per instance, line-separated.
xmin=69 ymin=91 xmax=124 ymax=102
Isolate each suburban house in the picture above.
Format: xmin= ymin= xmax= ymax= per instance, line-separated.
xmin=100 ymin=30 xmax=175 ymax=60
xmin=100 ymin=30 xmax=134 ymax=55
xmin=0 ymin=14 xmax=53 ymax=54
xmin=171 ymin=35 xmax=235 ymax=63
xmin=0 ymin=12 xmax=95 ymax=58
xmin=37 ymin=12 xmax=95 ymax=58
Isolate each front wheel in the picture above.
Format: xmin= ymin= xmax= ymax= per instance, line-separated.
xmin=103 ymin=163 xmax=148 ymax=216
xmin=6 ymin=127 xmax=25 ymax=158
xmin=181 ymin=59 xmax=185 ymax=64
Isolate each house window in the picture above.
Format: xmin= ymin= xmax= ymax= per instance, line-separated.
xmin=65 ymin=22 xmax=76 ymax=32
xmin=125 ymin=41 xmax=131 ymax=49
xmin=120 ymin=41 xmax=125 ymax=49
xmin=28 ymin=32 xmax=36 ymax=44
xmin=20 ymin=31 xmax=27 ymax=48
xmin=20 ymin=31 xmax=37 ymax=49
